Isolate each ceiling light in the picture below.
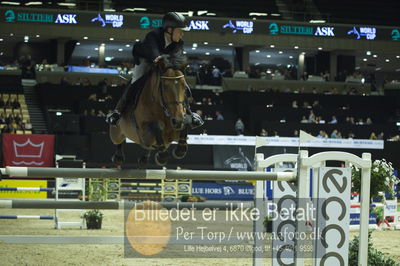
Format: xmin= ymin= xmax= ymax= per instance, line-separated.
xmin=289 ymin=56 xmax=293 ymax=59
xmin=215 ymin=48 xmax=220 ymax=51
xmin=25 ymin=1 xmax=42 ymax=5
xmin=83 ymin=36 xmax=88 ymax=40
xmin=271 ymin=13 xmax=281 ymax=16
xmin=135 ymin=39 xmax=140 ymax=42
xmin=86 ymin=56 xmax=91 ymax=59
xmin=267 ymin=55 xmax=271 ymax=58
xmin=396 ymin=56 xmax=400 ymax=59
xmin=375 ymin=68 xmax=381 ymax=71
xmin=249 ymin=12 xmax=268 ymax=16
xmin=104 ymin=9 xmax=116 ymax=12
xmin=118 ymin=48 xmax=123 ymax=52
xmin=270 ymin=44 xmax=275 ymax=48
xmin=1 ymin=1 xmax=20 ymax=5
xmin=206 ymin=13 xmax=216 ymax=16
xmin=109 ymin=37 xmax=114 ymax=41
xmin=95 ymin=47 xmax=99 ymax=51
xmin=0 ymin=52 xmax=3 ymax=56
xmin=203 ymin=42 xmax=208 ymax=45
xmin=0 ymin=39 xmax=3 ymax=42
xmin=191 ymin=47 xmax=196 ymax=50
xmin=385 ymin=59 xmax=390 ymax=62
xmin=255 ymin=50 xmax=260 ymax=53
xmin=58 ymin=2 xmax=76 ymax=6
xmin=279 ymin=51 xmax=283 ymax=54
xmin=192 ymin=43 xmax=198 ymax=48
xmin=10 ymin=33 xmax=13 ymax=36
xmin=255 ymin=62 xmax=260 ymax=65
xmin=197 ymin=10 xmax=208 ymax=16
xmin=105 ymin=56 xmax=114 ymax=61
xmin=183 ymin=51 xmax=187 ymax=54
xmin=76 ymin=42 xmax=80 ymax=45
xmin=100 ymin=43 xmax=105 ymax=46
xmin=373 ymin=54 xmax=377 ymax=58
xmin=294 ymin=46 xmax=299 ymax=49
xmin=366 ymin=51 xmax=371 ymax=55
xmin=309 ymin=20 xmax=326 ymax=23
xmin=126 ymin=44 xmax=130 ymax=47
xmin=228 ymin=43 xmax=233 ymax=46
xmin=363 ymin=58 xmax=367 ymax=61
xmin=123 ymin=8 xmax=147 ymax=12
xmin=318 ymin=47 xmax=323 ymax=50
xmin=205 ymin=52 xmax=210 ymax=55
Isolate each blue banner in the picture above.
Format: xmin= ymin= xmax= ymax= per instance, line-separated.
xmin=192 ymin=182 xmax=254 ymax=200
xmin=350 ymin=213 xmax=376 ymax=225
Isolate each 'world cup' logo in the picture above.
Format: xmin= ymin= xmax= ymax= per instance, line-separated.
xmin=5 ymin=9 xmax=15 ymax=23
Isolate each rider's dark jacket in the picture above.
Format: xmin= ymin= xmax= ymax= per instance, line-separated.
xmin=132 ymin=27 xmax=184 ymax=64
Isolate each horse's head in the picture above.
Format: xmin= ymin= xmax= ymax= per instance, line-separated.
xmin=155 ymin=56 xmax=188 ymax=130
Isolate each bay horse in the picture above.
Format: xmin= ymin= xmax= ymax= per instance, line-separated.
xmin=109 ymin=56 xmax=190 ymax=167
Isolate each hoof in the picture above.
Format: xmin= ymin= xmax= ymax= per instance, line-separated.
xmin=138 ymin=156 xmax=149 ymax=169
xmin=112 ymin=154 xmax=125 ymax=165
xmin=155 ymin=152 xmax=168 ymax=166
xmin=172 ymin=145 xmax=187 ymax=159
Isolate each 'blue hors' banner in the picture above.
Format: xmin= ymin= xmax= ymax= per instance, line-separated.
xmin=191 ymin=182 xmax=254 ymax=200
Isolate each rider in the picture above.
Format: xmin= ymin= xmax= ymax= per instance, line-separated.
xmin=106 ymin=12 xmax=204 ymax=129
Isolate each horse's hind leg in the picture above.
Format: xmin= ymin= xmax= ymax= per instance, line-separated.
xmin=172 ymin=129 xmax=188 ymax=160
xmin=109 ymin=126 xmax=125 ymax=166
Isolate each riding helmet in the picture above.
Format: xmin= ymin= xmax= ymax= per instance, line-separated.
xmin=162 ymin=12 xmax=190 ymax=31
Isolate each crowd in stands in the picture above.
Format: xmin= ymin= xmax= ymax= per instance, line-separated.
xmin=0 ymin=94 xmax=32 ymax=134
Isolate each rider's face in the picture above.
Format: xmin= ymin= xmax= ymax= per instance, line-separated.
xmin=171 ymin=28 xmax=183 ymax=42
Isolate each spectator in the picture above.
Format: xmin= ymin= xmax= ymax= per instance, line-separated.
xmin=14 ymin=114 xmax=21 ymax=124
xmin=5 ymin=114 xmax=13 ymax=124
xmin=365 ymin=118 xmax=373 ymax=125
xmin=330 ymin=130 xmax=339 ymax=139
xmin=1 ymin=123 xmax=14 ymax=133
xmin=377 ymin=132 xmax=384 ymax=140
xmin=293 ymin=130 xmax=299 ymax=137
xmin=0 ymin=94 xmax=4 ymax=108
xmin=215 ymin=111 xmax=224 ymax=120
xmin=369 ymin=132 xmax=377 ymax=140
xmin=207 ymin=98 xmax=213 ymax=105
xmin=235 ymin=118 xmax=245 ymax=135
xmin=329 ymin=116 xmax=338 ymax=124
xmin=5 ymin=95 xmax=12 ymax=108
xmin=308 ymin=110 xmax=316 ymax=123
xmin=260 ymin=128 xmax=268 ymax=136
xmin=348 ymin=132 xmax=355 ymax=139
xmin=12 ymin=98 xmax=20 ymax=109
xmin=195 ymin=110 xmax=204 ymax=119
xmin=292 ymin=100 xmax=298 ymax=108
xmin=300 ymin=116 xmax=308 ymax=123
xmin=312 ymin=100 xmax=321 ymax=109
xmin=0 ymin=112 xmax=5 ymax=124
xmin=303 ymin=102 xmax=311 ymax=109
xmin=23 ymin=119 xmax=32 ymax=130
xmin=317 ymin=130 xmax=327 ymax=138
xmin=211 ymin=66 xmax=221 ymax=85
xmin=89 ymin=109 xmax=96 ymax=117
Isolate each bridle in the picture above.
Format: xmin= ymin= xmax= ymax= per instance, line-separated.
xmin=159 ymin=73 xmax=189 ymax=118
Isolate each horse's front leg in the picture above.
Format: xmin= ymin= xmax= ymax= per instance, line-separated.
xmin=146 ymin=121 xmax=169 ymax=166
xmin=172 ymin=128 xmax=188 ymax=159
xmin=111 ymin=143 xmax=125 ymax=166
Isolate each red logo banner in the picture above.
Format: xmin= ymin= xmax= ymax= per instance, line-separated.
xmin=2 ymin=134 xmax=55 ymax=167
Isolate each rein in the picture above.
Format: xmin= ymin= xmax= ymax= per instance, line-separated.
xmin=159 ymin=73 xmax=188 ymax=118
